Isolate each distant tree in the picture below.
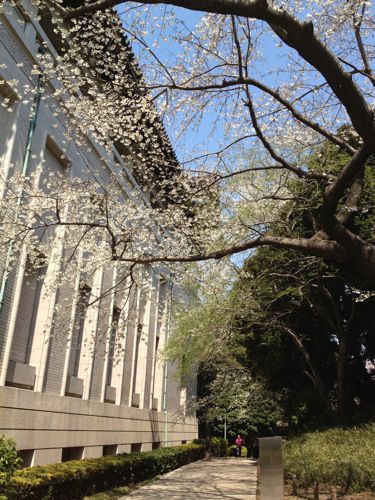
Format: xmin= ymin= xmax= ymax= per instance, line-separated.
xmin=198 ymin=367 xmax=285 ymax=438
xmin=238 ymin=246 xmax=375 ymax=426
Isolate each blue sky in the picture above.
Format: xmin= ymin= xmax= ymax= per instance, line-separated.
xmin=119 ymin=1 xmax=375 ymax=169
xmin=119 ymin=4 xmax=300 ymax=168
xmin=117 ymin=3 xmax=375 ymax=267
xmin=121 ymin=6 xmax=212 ymax=163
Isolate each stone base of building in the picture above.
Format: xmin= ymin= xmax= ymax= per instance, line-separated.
xmin=0 ymin=386 xmax=198 ymax=467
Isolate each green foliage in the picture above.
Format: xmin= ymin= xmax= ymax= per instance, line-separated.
xmin=239 ymin=229 xmax=375 ymax=425
xmin=227 ymin=445 xmax=248 ymax=458
xmin=172 ymin=135 xmax=375 ymax=431
xmin=0 ymin=435 xmax=22 ymax=499
xmin=284 ymin=424 xmax=375 ymax=493
xmin=240 ymin=248 xmax=375 ymax=425
xmin=206 ymin=437 xmax=228 ymax=457
xmin=192 ymin=437 xmax=228 ymax=457
xmin=234 ymin=137 xmax=375 ymax=425
xmin=0 ymin=436 xmax=21 ymax=476
xmin=197 ymin=364 xmax=285 ymax=439
xmin=166 ymin=261 xmax=239 ymax=378
xmin=6 ymin=444 xmax=204 ymax=499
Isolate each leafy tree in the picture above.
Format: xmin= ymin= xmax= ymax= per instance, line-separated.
xmin=238 ymin=247 xmax=374 ymax=426
xmin=171 ymin=136 xmax=375 ymax=428
xmin=236 ymin=135 xmax=375 ymax=425
xmin=168 ymin=262 xmax=286 ymax=436
xmin=196 ymin=364 xmax=285 ymax=441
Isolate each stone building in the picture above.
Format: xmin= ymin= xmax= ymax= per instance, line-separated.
xmin=0 ymin=0 xmax=197 ymax=466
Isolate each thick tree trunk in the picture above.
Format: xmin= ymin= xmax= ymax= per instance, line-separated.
xmin=324 ymin=221 xmax=375 ymax=284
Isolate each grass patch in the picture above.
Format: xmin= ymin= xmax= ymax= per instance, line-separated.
xmin=84 ymin=486 xmax=132 ymax=499
xmin=284 ymin=423 xmax=375 ymax=494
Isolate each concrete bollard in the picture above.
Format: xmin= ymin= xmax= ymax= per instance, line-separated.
xmin=258 ymin=437 xmax=283 ymax=499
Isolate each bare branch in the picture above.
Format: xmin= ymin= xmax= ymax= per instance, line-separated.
xmin=352 ymin=2 xmax=375 ymax=88
xmin=64 ymin=0 xmax=375 ymax=151
xmin=231 ymin=16 xmax=244 ymax=80
xmin=154 ymin=78 xmax=354 ymax=155
xmin=243 ymin=87 xmax=329 ymax=182
xmin=115 ymin=235 xmax=347 ymax=265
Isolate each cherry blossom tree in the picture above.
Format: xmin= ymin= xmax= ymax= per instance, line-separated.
xmin=1 ymin=0 xmax=375 ymax=287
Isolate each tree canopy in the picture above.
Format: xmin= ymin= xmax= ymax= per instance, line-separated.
xmin=1 ymin=0 xmax=374 ymax=288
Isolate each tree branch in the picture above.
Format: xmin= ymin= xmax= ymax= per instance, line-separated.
xmin=353 ymin=2 xmax=375 ymax=88
xmin=282 ymin=326 xmax=335 ymax=419
xmin=319 ymin=145 xmax=370 ymax=223
xmin=243 ymin=88 xmax=328 ymax=182
xmin=114 ymin=235 xmax=347 ymax=264
xmin=64 ymin=0 xmax=375 ymax=151
xmin=155 ymin=78 xmax=354 ymax=155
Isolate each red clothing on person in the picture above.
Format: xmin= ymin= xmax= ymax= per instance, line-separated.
xmin=235 ymin=436 xmax=243 ymax=446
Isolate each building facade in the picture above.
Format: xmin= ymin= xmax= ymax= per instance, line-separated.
xmin=0 ymin=0 xmax=197 ymax=467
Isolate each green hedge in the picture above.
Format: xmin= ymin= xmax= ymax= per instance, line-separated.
xmin=192 ymin=437 xmax=228 ymax=457
xmin=284 ymin=424 xmax=375 ymax=493
xmin=7 ymin=444 xmax=205 ymax=499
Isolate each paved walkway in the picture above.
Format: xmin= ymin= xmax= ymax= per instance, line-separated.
xmin=123 ymin=458 xmax=257 ymax=499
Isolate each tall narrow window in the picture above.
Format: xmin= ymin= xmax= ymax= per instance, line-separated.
xmin=68 ymin=285 xmax=91 ymax=378
xmin=42 ymin=140 xmax=68 ymax=190
xmin=6 ymin=257 xmax=47 ymax=389
xmin=0 ymin=92 xmax=12 ymax=168
xmin=9 ymin=257 xmax=47 ymax=365
xmin=132 ymin=323 xmax=142 ymax=398
xmin=38 ymin=140 xmax=68 ymax=245
xmin=106 ymin=307 xmax=120 ymax=387
xmin=0 ymin=87 xmax=14 ymax=157
xmin=151 ymin=336 xmax=160 ymax=399
xmin=0 ymin=84 xmax=17 ymax=203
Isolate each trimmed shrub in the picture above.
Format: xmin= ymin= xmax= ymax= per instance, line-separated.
xmin=228 ymin=445 xmax=248 ymax=457
xmin=284 ymin=424 xmax=375 ymax=494
xmin=8 ymin=444 xmax=205 ymax=499
xmin=211 ymin=437 xmax=228 ymax=457
xmin=192 ymin=437 xmax=228 ymax=457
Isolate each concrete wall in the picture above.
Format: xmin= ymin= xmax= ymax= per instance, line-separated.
xmin=0 ymin=387 xmax=197 ymax=466
xmin=0 ymin=0 xmax=198 ymax=466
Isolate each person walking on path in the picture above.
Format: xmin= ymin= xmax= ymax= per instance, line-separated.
xmin=235 ymin=434 xmax=244 ymax=457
